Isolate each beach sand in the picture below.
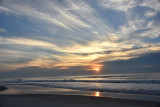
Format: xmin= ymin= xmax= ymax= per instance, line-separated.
xmin=0 ymin=86 xmax=160 ymax=107
xmin=0 ymin=94 xmax=160 ymax=107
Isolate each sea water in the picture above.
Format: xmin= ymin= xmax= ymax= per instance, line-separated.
xmin=0 ymin=72 xmax=160 ymax=101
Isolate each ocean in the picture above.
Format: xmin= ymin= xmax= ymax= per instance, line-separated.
xmin=0 ymin=72 xmax=160 ymax=102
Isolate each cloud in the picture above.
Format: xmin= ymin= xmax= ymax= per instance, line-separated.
xmin=0 ymin=28 xmax=6 ymax=32
xmin=0 ymin=37 xmax=58 ymax=50
xmin=0 ymin=6 xmax=13 ymax=13
xmin=144 ymin=11 xmax=157 ymax=17
xmin=0 ymin=0 xmax=160 ymax=72
xmin=140 ymin=0 xmax=160 ymax=12
xmin=99 ymin=0 xmax=137 ymax=12
xmin=0 ymin=36 xmax=160 ymax=71
xmin=98 ymin=0 xmax=160 ymax=39
xmin=99 ymin=0 xmax=160 ymax=12
xmin=0 ymin=0 xmax=93 ymax=30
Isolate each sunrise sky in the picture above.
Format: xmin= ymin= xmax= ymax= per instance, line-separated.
xmin=0 ymin=0 xmax=160 ymax=78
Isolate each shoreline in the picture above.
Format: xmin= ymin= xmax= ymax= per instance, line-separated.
xmin=0 ymin=94 xmax=160 ymax=107
xmin=1 ymin=85 xmax=160 ymax=102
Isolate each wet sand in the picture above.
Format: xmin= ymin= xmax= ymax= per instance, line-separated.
xmin=0 ymin=94 xmax=160 ymax=107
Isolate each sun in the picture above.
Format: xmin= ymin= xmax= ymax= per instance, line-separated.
xmin=93 ymin=68 xmax=100 ymax=72
xmin=87 ymin=63 xmax=103 ymax=72
xmin=95 ymin=92 xmax=100 ymax=97
xmin=95 ymin=68 xmax=100 ymax=71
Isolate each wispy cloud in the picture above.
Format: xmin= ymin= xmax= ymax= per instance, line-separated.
xmin=0 ymin=0 xmax=160 ymax=71
xmin=144 ymin=10 xmax=157 ymax=17
xmin=0 ymin=28 xmax=7 ymax=32
xmin=0 ymin=0 xmax=93 ymax=30
xmin=99 ymin=0 xmax=137 ymax=12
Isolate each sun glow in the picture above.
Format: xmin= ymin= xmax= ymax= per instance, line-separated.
xmin=95 ymin=92 xmax=100 ymax=97
xmin=93 ymin=68 xmax=100 ymax=72
xmin=87 ymin=63 xmax=103 ymax=72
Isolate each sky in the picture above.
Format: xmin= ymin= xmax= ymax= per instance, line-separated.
xmin=0 ymin=0 xmax=160 ymax=78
